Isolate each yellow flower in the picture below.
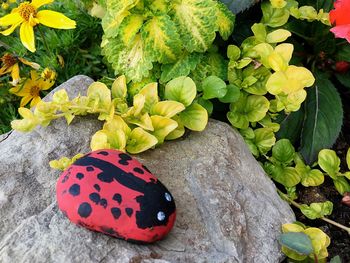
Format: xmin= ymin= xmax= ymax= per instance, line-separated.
xmin=10 ymin=70 xmax=54 ymax=107
xmin=0 ymin=53 xmax=40 ymax=85
xmin=0 ymin=0 xmax=76 ymax=52
xmin=1 ymin=3 xmax=9 ymax=10
xmin=41 ymin=67 xmax=56 ymax=82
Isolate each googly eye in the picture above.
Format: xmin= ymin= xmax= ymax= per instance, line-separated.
xmin=157 ymin=211 xmax=165 ymax=221
xmin=165 ymin=192 xmax=172 ymax=202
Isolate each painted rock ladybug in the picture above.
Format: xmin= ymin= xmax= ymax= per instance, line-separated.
xmin=56 ymin=149 xmax=176 ymax=243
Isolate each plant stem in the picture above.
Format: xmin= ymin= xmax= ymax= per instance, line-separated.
xmin=277 ymin=189 xmax=350 ymax=235
xmin=0 ymin=40 xmax=11 ymax=50
xmin=37 ymin=26 xmax=52 ymax=56
xmin=321 ymin=217 xmax=350 ymax=235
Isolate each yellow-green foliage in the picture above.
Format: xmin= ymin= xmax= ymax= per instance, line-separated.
xmin=12 ymin=75 xmax=208 ymax=170
xmin=99 ymin=0 xmax=234 ymax=82
xmin=282 ymin=223 xmax=330 ymax=261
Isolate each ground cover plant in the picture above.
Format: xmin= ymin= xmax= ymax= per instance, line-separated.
xmin=1 ymin=0 xmax=350 ymax=261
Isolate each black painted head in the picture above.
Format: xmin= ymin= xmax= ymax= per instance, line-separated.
xmin=135 ymin=180 xmax=175 ymax=229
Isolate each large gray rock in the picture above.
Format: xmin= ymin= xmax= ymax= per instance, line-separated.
xmin=0 ymin=76 xmax=295 ymax=263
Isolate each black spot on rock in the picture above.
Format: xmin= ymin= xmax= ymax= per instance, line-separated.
xmin=87 ymin=166 xmax=94 ymax=172
xmin=93 ymin=184 xmax=101 ymax=192
xmin=118 ymin=153 xmax=132 ymax=165
xmin=69 ymin=184 xmax=80 ymax=196
xmin=133 ymin=167 xmax=144 ymax=174
xmin=112 ymin=193 xmax=122 ymax=204
xmin=78 ymin=202 xmax=92 ymax=218
xmin=89 ymin=193 xmax=100 ymax=204
xmin=111 ymin=207 xmax=121 ymax=219
xmin=98 ymin=151 xmax=109 ymax=156
xmin=99 ymin=198 xmax=108 ymax=208
xmin=76 ymin=173 xmax=84 ymax=180
xmin=142 ymin=165 xmax=151 ymax=173
xmin=125 ymin=208 xmax=133 ymax=217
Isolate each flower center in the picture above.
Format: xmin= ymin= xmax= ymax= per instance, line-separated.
xmin=18 ymin=2 xmax=37 ymax=21
xmin=30 ymin=85 xmax=40 ymax=97
xmin=1 ymin=54 xmax=17 ymax=68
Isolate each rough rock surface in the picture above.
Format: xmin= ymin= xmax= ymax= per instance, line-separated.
xmin=0 ymin=76 xmax=295 ymax=263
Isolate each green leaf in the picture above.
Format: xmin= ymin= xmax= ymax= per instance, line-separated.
xmin=141 ymin=15 xmax=182 ymax=64
xmin=299 ymin=167 xmax=324 ymax=187
xmin=171 ymin=0 xmax=217 ymax=52
xmin=330 ymin=255 xmax=342 ymax=263
xmin=150 ymin=115 xmax=178 ymax=144
xmin=138 ymin=82 xmax=159 ymax=112
xmin=333 ymin=177 xmax=350 ymax=195
xmin=347 ymin=148 xmax=350 ymax=170
xmin=300 ymin=75 xmax=343 ymax=164
xmin=219 ymin=84 xmax=240 ymax=103
xmin=118 ymin=14 xmax=144 ymax=45
xmin=267 ymin=164 xmax=301 ymax=187
xmin=227 ymin=94 xmax=270 ymax=129
xmin=261 ymin=1 xmax=290 ymax=28
xmin=254 ymin=128 xmax=276 ymax=155
xmin=202 ymin=76 xmax=227 ymax=99
xmin=164 ymin=76 xmax=197 ymax=106
xmin=126 ymin=127 xmax=158 ymax=154
xmin=179 ymin=103 xmax=208 ymax=131
xmin=251 ymin=23 xmax=266 ymax=42
xmin=166 ymin=115 xmax=185 ymax=140
xmin=300 ymin=201 xmax=333 ymax=220
xmin=336 ymin=44 xmax=350 ymax=62
xmin=272 ymin=139 xmax=295 ymax=164
xmin=190 ymin=51 xmax=228 ymax=86
xmin=160 ymin=52 xmax=201 ymax=83
xmin=215 ymin=1 xmax=235 ymax=40
xmin=102 ymin=34 xmax=153 ymax=82
xmin=318 ymin=149 xmax=340 ymax=179
xmin=111 ymin=75 xmax=127 ymax=100
xmin=151 ymin=101 xmax=186 ymax=118
xmin=197 ymin=97 xmax=213 ymax=115
xmin=101 ymin=0 xmax=139 ymax=38
xmin=87 ymin=82 xmax=112 ymax=110
xmin=266 ymin=29 xmax=291 ymax=43
xmin=52 ymin=89 xmax=69 ymax=104
xmin=227 ymin=45 xmax=241 ymax=61
xmin=279 ymin=232 xmax=314 ymax=256
xmin=335 ymin=72 xmax=350 ymax=89
xmin=276 ymin=109 xmax=304 ymax=145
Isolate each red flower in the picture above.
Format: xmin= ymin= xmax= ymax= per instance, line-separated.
xmin=330 ymin=0 xmax=350 ymax=42
xmin=335 ymin=60 xmax=350 ymax=73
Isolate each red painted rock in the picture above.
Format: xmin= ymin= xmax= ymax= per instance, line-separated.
xmin=56 ymin=149 xmax=176 ymax=243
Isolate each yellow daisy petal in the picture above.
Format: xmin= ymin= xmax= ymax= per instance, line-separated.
xmin=37 ymin=10 xmax=76 ymax=29
xmin=30 ymin=70 xmax=39 ymax=80
xmin=20 ymin=96 xmax=33 ymax=107
xmin=11 ymin=63 xmax=20 ymax=84
xmin=30 ymin=96 xmax=41 ymax=107
xmin=1 ymin=21 xmax=21 ymax=36
xmin=0 ymin=65 xmax=12 ymax=75
xmin=0 ymin=12 xmax=22 ymax=26
xmin=18 ymin=58 xmax=40 ymax=69
xmin=40 ymin=79 xmax=54 ymax=90
xmin=13 ymin=84 xmax=31 ymax=96
xmin=31 ymin=0 xmax=53 ymax=9
xmin=20 ymin=22 xmax=36 ymax=52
